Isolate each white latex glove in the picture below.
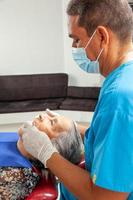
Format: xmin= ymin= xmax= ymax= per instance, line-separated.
xmin=20 ymin=122 xmax=58 ymax=167
xmin=46 ymin=108 xmax=60 ymax=117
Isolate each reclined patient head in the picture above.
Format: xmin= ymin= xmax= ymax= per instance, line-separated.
xmin=18 ymin=114 xmax=83 ymax=164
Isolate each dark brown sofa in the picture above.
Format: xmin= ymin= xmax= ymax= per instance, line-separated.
xmin=60 ymin=86 xmax=99 ymax=112
xmin=0 ymin=73 xmax=100 ymax=114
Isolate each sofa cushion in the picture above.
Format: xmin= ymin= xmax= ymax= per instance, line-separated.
xmin=60 ymin=98 xmax=97 ymax=112
xmin=0 ymin=73 xmax=68 ymax=101
xmin=0 ymin=98 xmax=64 ymax=114
xmin=68 ymin=86 xmax=100 ymax=99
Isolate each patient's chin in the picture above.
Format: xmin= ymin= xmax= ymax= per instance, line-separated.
xmin=17 ymin=138 xmax=35 ymax=160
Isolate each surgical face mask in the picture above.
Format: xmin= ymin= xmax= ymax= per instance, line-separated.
xmin=72 ymin=30 xmax=103 ymax=73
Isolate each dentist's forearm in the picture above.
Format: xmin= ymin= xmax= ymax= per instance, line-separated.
xmin=46 ymin=153 xmax=129 ymax=200
xmin=46 ymin=152 xmax=92 ymax=200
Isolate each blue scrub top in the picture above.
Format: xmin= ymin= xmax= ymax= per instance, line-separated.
xmin=59 ymin=60 xmax=133 ymax=200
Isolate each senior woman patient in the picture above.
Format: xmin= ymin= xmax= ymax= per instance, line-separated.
xmin=19 ymin=114 xmax=83 ymax=165
xmin=0 ymin=113 xmax=83 ymax=199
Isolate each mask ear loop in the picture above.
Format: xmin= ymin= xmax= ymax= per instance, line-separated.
xmin=96 ymin=48 xmax=104 ymax=61
xmin=85 ymin=30 xmax=97 ymax=50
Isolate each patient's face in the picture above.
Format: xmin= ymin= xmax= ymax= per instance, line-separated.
xmin=33 ymin=114 xmax=72 ymax=139
xmin=18 ymin=113 xmax=72 ymax=159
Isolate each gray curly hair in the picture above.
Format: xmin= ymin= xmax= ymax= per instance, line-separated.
xmin=51 ymin=121 xmax=83 ymax=164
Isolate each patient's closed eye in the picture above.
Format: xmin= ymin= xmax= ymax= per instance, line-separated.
xmin=51 ymin=120 xmax=54 ymax=126
xmin=50 ymin=118 xmax=58 ymax=126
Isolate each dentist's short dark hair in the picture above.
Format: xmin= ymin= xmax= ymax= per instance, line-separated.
xmin=67 ymin=0 xmax=133 ymax=41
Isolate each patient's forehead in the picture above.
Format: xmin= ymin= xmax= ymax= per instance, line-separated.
xmin=53 ymin=116 xmax=72 ymax=131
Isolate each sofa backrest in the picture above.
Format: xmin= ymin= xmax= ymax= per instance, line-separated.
xmin=68 ymin=86 xmax=100 ymax=99
xmin=0 ymin=73 xmax=68 ymax=101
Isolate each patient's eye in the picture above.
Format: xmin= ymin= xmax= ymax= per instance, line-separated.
xmin=50 ymin=118 xmax=57 ymax=126
xmin=51 ymin=120 xmax=54 ymax=126
xmin=50 ymin=120 xmax=53 ymax=126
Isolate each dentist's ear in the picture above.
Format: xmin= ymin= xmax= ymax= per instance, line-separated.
xmin=96 ymin=26 xmax=110 ymax=48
